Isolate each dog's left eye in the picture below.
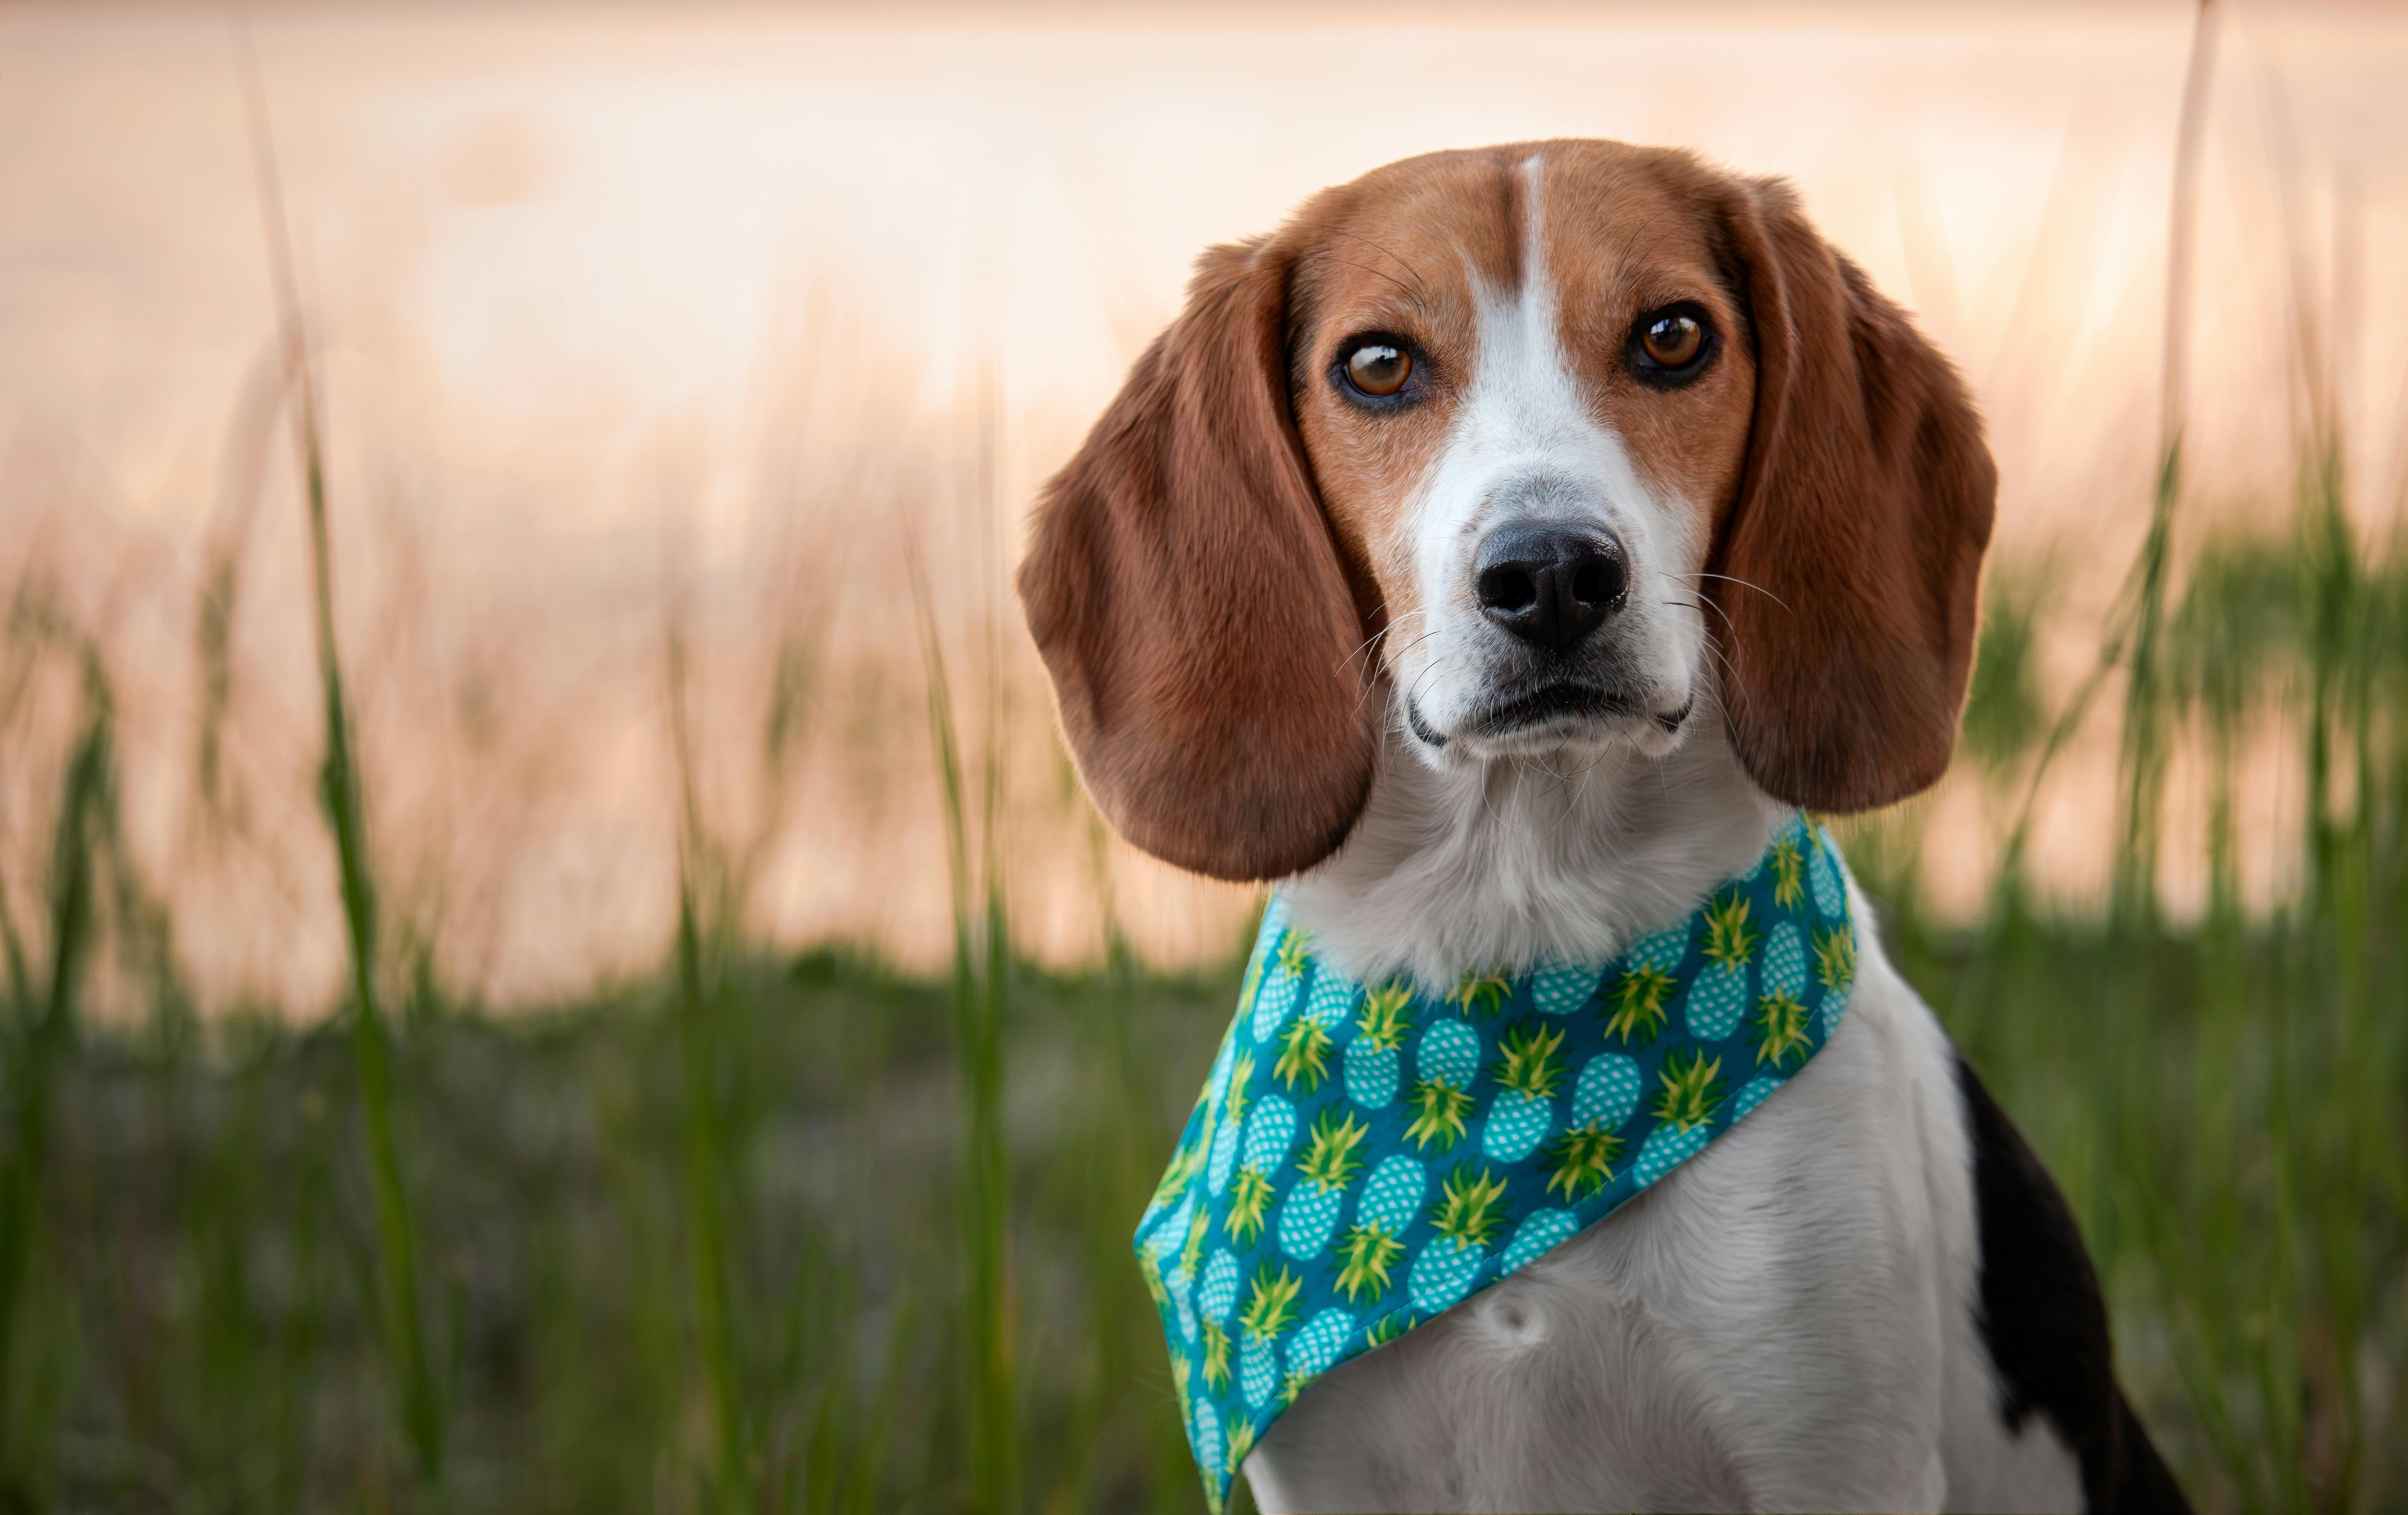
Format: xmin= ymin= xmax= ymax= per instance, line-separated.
xmin=1344 ymin=341 xmax=1413 ymax=398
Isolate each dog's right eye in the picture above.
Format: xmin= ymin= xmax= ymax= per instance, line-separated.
xmin=1341 ymin=340 xmax=1413 ymax=400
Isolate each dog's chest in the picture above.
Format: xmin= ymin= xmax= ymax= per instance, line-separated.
xmin=1245 ymin=952 xmax=1973 ymax=1513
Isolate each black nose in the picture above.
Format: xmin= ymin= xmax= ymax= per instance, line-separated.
xmin=1474 ymin=523 xmax=1628 ymax=651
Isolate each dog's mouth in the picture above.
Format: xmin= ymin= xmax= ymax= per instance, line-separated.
xmin=1409 ymin=684 xmax=1690 ymax=748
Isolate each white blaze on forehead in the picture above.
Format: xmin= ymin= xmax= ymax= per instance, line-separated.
xmin=1407 ymin=152 xmax=1671 ymax=625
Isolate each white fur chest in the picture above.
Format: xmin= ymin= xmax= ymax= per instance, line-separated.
xmin=1281 ymin=721 xmax=1787 ymax=996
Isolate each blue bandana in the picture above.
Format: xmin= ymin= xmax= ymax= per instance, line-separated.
xmin=1134 ymin=814 xmax=1857 ymax=1509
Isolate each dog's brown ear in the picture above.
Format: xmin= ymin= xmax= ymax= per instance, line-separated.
xmin=1709 ymin=177 xmax=1997 ymax=812
xmin=1017 ymin=236 xmax=1376 ymax=882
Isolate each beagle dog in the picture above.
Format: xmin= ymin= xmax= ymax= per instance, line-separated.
xmin=1018 ymin=141 xmax=2186 ymax=1513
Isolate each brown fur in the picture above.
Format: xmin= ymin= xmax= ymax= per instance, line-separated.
xmin=1018 ymin=142 xmax=1995 ymax=881
xmin=1706 ymin=175 xmax=1998 ymax=811
xmin=1016 ymin=238 xmax=1379 ymax=881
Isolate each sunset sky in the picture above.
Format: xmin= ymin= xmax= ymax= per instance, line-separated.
xmin=3 ymin=2 xmax=2403 ymax=1010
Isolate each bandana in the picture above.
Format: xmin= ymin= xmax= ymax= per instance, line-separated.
xmin=1133 ymin=814 xmax=1857 ymax=1509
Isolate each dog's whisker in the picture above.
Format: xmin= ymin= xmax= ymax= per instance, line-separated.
xmin=1320 ymin=227 xmax=1434 ymax=298
xmin=1673 ymin=571 xmax=1792 ymax=613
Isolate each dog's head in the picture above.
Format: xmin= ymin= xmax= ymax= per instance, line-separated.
xmin=1019 ymin=140 xmax=1996 ymax=882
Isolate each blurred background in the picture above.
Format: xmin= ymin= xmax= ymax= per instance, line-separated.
xmin=0 ymin=1 xmax=2402 ymax=1510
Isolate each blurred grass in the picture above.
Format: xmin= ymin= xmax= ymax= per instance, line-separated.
xmin=243 ymin=27 xmax=445 ymax=1490
xmin=0 ymin=491 xmax=2404 ymax=1512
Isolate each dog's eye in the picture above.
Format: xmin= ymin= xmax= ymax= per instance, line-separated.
xmin=1629 ymin=304 xmax=1715 ymax=385
xmin=1345 ymin=342 xmax=1412 ymax=398
xmin=1640 ymin=314 xmax=1701 ymax=368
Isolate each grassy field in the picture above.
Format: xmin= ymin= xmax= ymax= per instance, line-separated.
xmin=3 ymin=473 xmax=2407 ymax=1515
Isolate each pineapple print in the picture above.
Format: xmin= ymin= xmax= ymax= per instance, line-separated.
xmin=1548 ymin=1051 xmax=1640 ymax=1199
xmin=1763 ymin=923 xmax=1808 ymax=996
xmin=1137 ymin=1245 xmax=1167 ymax=1319
xmin=1633 ymin=1047 xmax=1726 ymax=1187
xmin=1814 ymin=922 xmax=1856 ymax=1038
xmin=1170 ymin=1343 xmax=1195 ymax=1427
xmin=1282 ymin=1307 xmax=1357 ymax=1398
xmin=1813 ymin=922 xmax=1855 ymax=993
xmin=1483 ymin=1021 xmax=1566 ymax=1162
xmin=1569 ymin=1052 xmax=1643 ymax=1130
xmin=1141 ymin=1194 xmax=1193 ymax=1274
xmin=1238 ymin=1262 xmax=1303 ymax=1409
xmin=1274 ymin=1016 xmax=1334 ymax=1094
xmin=1626 ymin=921 xmax=1691 ymax=973
xmin=1755 ymin=922 xmax=1815 ymax=1069
xmin=1182 ymin=1203 xmax=1210 ymax=1269
xmin=1447 ymin=969 xmax=1513 ymax=1018
xmin=1633 ymin=1120 xmax=1712 ymax=1187
xmin=1703 ymin=891 xmax=1758 ymax=972
xmin=1278 ymin=1109 xmax=1370 ymax=1260
xmin=1200 ymin=1319 xmax=1233 ymax=1392
xmin=1168 ymin=1207 xmax=1208 ymax=1341
xmin=1752 ymin=989 xmax=1813 ymax=1070
xmin=1603 ymin=962 xmax=1678 ymax=1044
xmin=1408 ymin=1164 xmax=1509 ymax=1312
xmin=1500 ymin=1207 xmax=1581 ymax=1274
xmin=1252 ymin=929 xmax=1312 ymax=1042
xmin=1343 ymin=984 xmax=1413 ymax=1110
xmin=1333 ymin=1154 xmax=1424 ymax=1303
xmin=1194 ymin=1249 xmax=1240 ymax=1389
xmin=1604 ymin=921 xmax=1688 ymax=1043
xmin=1529 ymin=961 xmax=1603 ymax=1016
xmin=1653 ymin=1046 xmax=1726 ymax=1130
xmin=1275 ymin=925 xmax=1314 ymax=976
xmin=1206 ymin=1051 xmax=1253 ymax=1195
xmin=1545 ymin=1122 xmax=1623 ymax=1201
xmin=1732 ymin=1073 xmax=1783 ymax=1123
xmin=1191 ymin=1399 xmax=1226 ymax=1491
xmin=1173 ymin=1280 xmax=1200 ymax=1347
xmin=1403 ymin=1019 xmax=1481 ymax=1152
xmin=1196 ymin=1249 xmax=1240 ymax=1324
xmin=1365 ymin=1310 xmax=1413 ymax=1348
xmin=1686 ymin=891 xmax=1758 ymax=1039
xmin=1684 ymin=964 xmax=1748 ymax=1040
xmin=1225 ymin=1417 xmax=1255 ymax=1476
xmin=1807 ymin=825 xmax=1848 ymax=917
xmin=1276 ymin=972 xmax=1356 ymax=1092
xmin=1225 ymin=1095 xmax=1298 ymax=1246
xmin=1303 ymin=973 xmax=1358 ymax=1030
xmin=1769 ymin=831 xmax=1806 ymax=910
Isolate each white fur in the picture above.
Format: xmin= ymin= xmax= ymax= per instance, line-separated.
xmin=1282 ymin=719 xmax=1780 ymax=997
xmin=1385 ymin=153 xmax=1704 ymax=778
xmin=1241 ymin=154 xmax=2083 ymax=1512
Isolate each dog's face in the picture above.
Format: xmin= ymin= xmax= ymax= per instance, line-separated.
xmin=1020 ymin=140 xmax=1995 ymax=882
xmin=1289 ymin=152 xmax=1753 ymax=767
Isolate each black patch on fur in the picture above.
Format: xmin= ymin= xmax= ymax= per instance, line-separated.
xmin=1956 ymin=1052 xmax=2190 ymax=1513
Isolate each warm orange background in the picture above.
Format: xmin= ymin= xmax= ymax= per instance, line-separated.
xmin=3 ymin=3 xmax=2402 ymax=1014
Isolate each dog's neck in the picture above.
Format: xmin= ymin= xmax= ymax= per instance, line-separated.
xmin=1280 ymin=711 xmax=1784 ymax=994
